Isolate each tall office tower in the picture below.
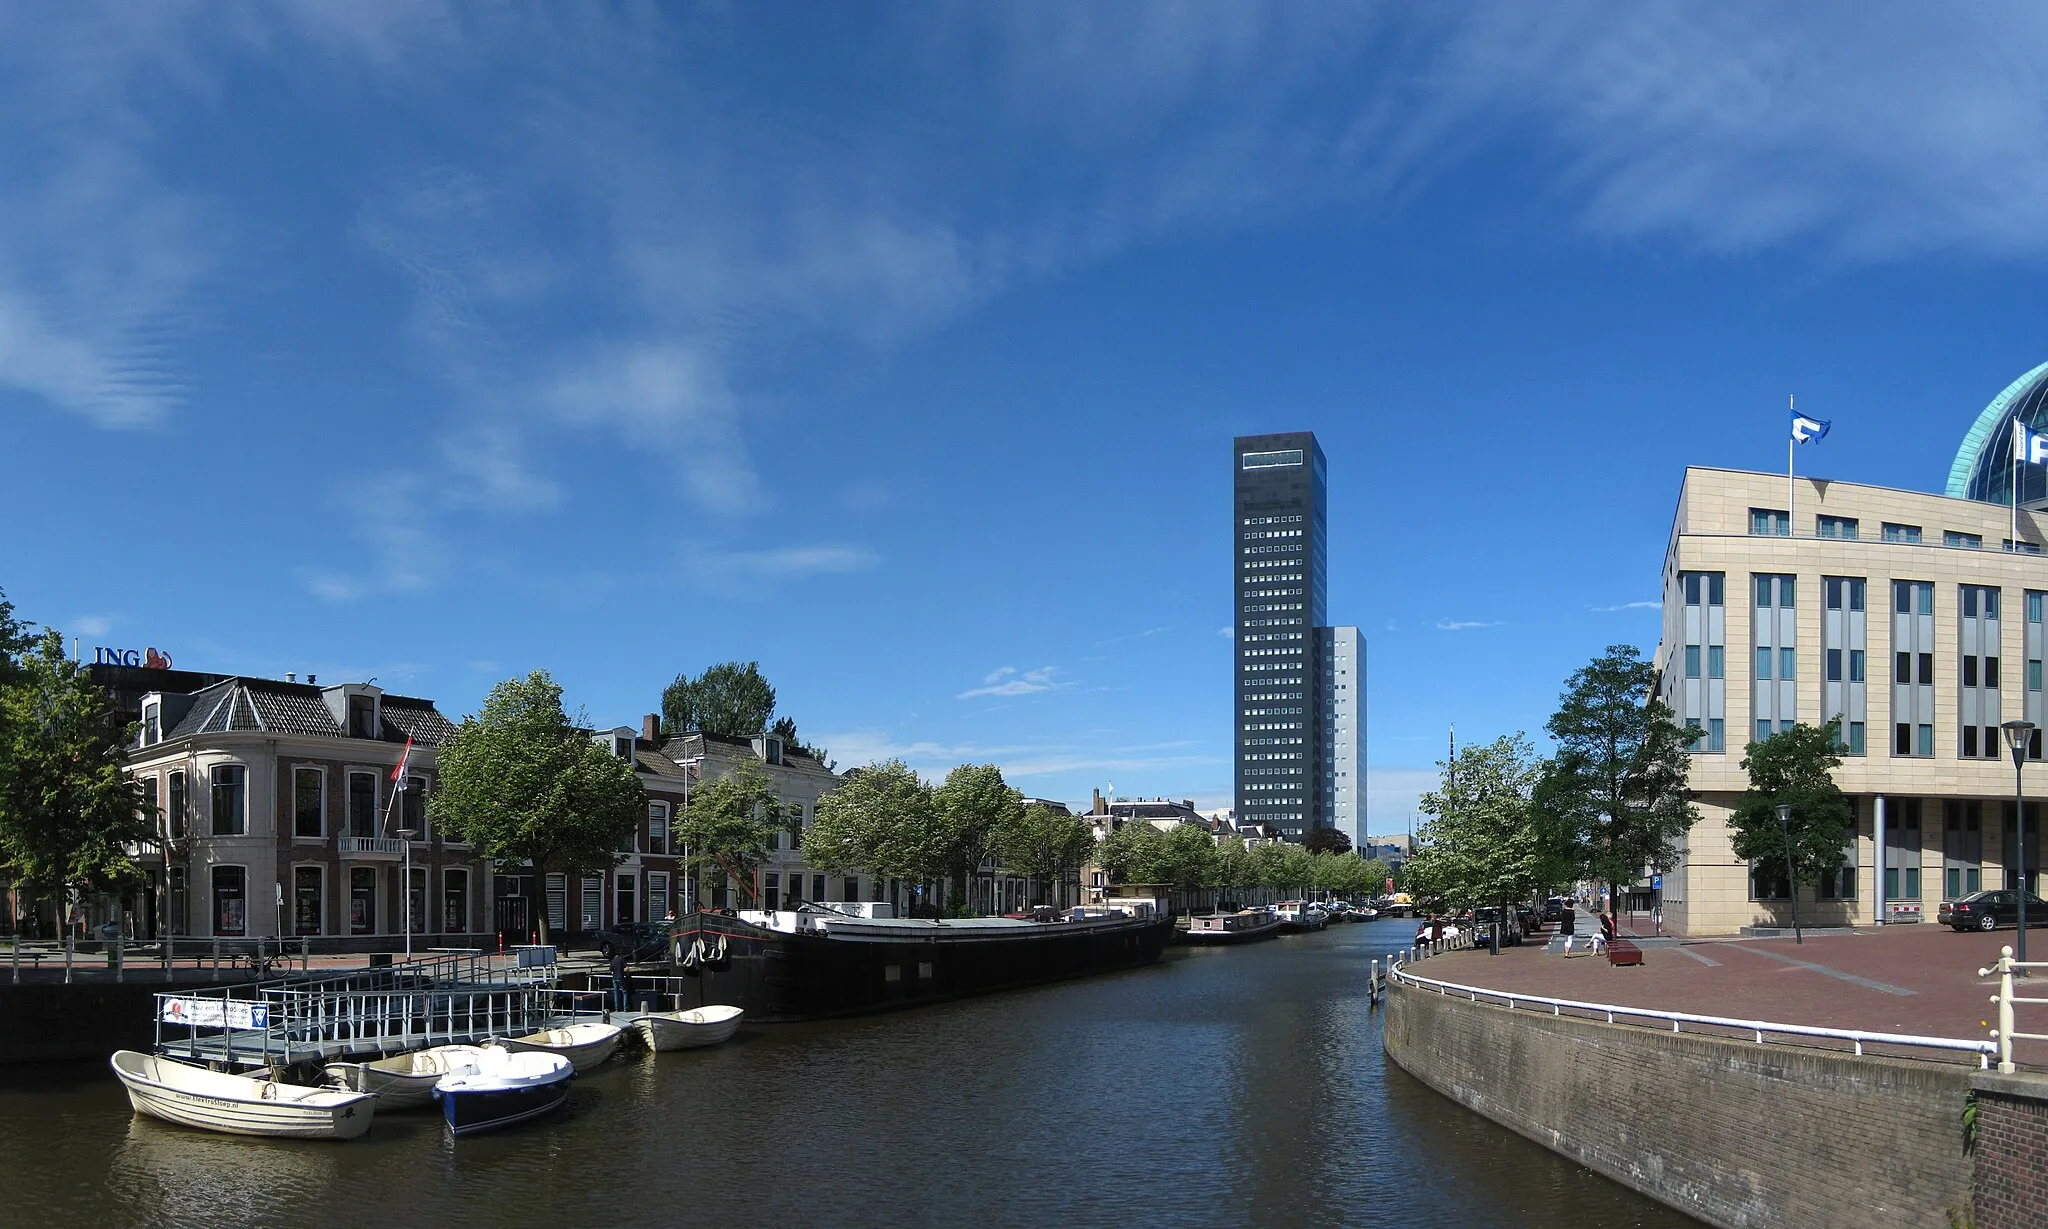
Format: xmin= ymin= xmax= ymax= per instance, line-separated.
xmin=1317 ymin=626 xmax=1367 ymax=848
xmin=1234 ymin=432 xmax=1328 ymax=838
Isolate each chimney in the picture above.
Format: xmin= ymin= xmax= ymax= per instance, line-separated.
xmin=1092 ymin=788 xmax=1106 ymax=816
xmin=285 ymin=672 xmax=296 ymax=683
xmin=642 ymin=713 xmax=660 ymax=743
xmin=307 ymin=673 xmax=317 ymax=685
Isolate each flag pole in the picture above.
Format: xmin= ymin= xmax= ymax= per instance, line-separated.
xmin=2014 ymin=418 xmax=2022 ymax=551
xmin=1788 ymin=395 xmax=1796 ymax=538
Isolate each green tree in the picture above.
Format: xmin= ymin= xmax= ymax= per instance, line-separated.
xmin=1096 ymin=819 xmax=1167 ymax=884
xmin=428 ymin=671 xmax=643 ymax=944
xmin=676 ymin=761 xmax=783 ymax=904
xmin=994 ymin=804 xmax=1096 ymax=906
xmin=1312 ymin=850 xmax=1379 ymax=899
xmin=0 ymin=630 xmax=150 ymax=924
xmin=1247 ymin=841 xmax=1291 ymax=891
xmin=806 ymin=760 xmax=950 ymax=913
xmin=1406 ymin=733 xmax=1545 ymax=925
xmin=1214 ymin=837 xmax=1253 ymax=902
xmin=1304 ymin=827 xmax=1352 ymax=856
xmin=1540 ymin=645 xmax=1700 ymax=929
xmin=933 ymin=763 xmax=1023 ymax=914
xmin=1158 ymin=823 xmax=1221 ymax=901
xmin=0 ymin=587 xmax=29 ymax=685
xmin=662 ymin=661 xmax=777 ymax=737
xmin=1729 ymin=720 xmax=1856 ymax=901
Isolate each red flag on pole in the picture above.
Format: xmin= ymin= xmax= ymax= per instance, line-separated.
xmin=391 ymin=736 xmax=413 ymax=785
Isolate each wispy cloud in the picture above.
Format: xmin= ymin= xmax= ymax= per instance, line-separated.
xmin=958 ymin=666 xmax=1069 ymax=699
xmin=1436 ymin=619 xmax=1503 ymax=631
xmin=1591 ymin=600 xmax=1660 ymax=612
xmin=696 ymin=545 xmax=881 ymax=580
xmin=69 ymin=614 xmax=114 ymax=638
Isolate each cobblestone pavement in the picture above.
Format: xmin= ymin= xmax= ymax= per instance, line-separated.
xmin=1398 ymin=917 xmax=2048 ymax=1067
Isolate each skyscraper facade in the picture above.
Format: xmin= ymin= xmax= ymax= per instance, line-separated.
xmin=1317 ymin=624 xmax=1368 ymax=848
xmin=1233 ymin=432 xmax=1328 ymax=838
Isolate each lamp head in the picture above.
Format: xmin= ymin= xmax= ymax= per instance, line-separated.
xmin=2004 ymin=719 xmax=2037 ymax=770
xmin=1775 ymin=803 xmax=1792 ymax=831
xmin=397 ymin=828 xmax=417 ymax=840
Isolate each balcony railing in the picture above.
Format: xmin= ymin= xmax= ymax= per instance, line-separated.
xmin=336 ymin=836 xmax=405 ymax=855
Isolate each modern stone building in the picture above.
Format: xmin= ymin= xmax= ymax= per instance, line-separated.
xmin=1318 ymin=624 xmax=1367 ymax=848
xmin=1657 ymin=362 xmax=2048 ymax=935
xmin=1233 ymin=431 xmax=1368 ymax=841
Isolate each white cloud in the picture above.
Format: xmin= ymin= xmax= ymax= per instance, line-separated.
xmin=69 ymin=614 xmax=113 ymax=638
xmin=1591 ymin=600 xmax=1660 ymax=612
xmin=694 ymin=545 xmax=881 ymax=581
xmin=1435 ymin=619 xmax=1503 ymax=631
xmin=957 ymin=665 xmax=1068 ymax=699
xmin=1217 ymin=626 xmax=1233 ymax=638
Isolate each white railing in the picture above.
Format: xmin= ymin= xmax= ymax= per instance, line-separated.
xmin=1389 ymin=957 xmax=1996 ymax=1067
xmin=337 ymin=836 xmax=404 ymax=855
xmin=1980 ymin=945 xmax=2048 ymax=1073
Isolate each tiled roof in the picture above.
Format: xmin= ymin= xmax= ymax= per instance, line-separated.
xmin=155 ymin=679 xmax=458 ymax=747
xmin=382 ymin=700 xmax=457 ymax=746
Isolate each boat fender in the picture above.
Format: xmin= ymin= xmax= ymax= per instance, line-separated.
xmin=706 ymin=935 xmax=729 ymax=968
xmin=674 ymin=934 xmax=702 ymax=975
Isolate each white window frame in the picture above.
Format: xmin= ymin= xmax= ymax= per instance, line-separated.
xmin=209 ymin=763 xmax=248 ymax=837
xmin=443 ymin=867 xmax=470 ymax=934
xmin=346 ymin=769 xmax=381 ymax=838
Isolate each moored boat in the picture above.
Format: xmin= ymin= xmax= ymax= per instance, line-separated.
xmin=666 ymin=897 xmax=1176 ymax=1022
xmin=111 ymin=1050 xmax=376 ymax=1140
xmin=323 ymin=1045 xmax=493 ymax=1110
xmin=624 ymin=1005 xmax=744 ymax=1052
xmin=1275 ymin=901 xmax=1328 ymax=932
xmin=497 ymin=1021 xmax=624 ymax=1074
xmin=432 ymin=1047 xmax=573 ymax=1136
xmin=1180 ymin=907 xmax=1284 ymax=945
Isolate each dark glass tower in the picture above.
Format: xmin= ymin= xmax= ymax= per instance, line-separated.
xmin=1233 ymin=431 xmax=1328 ymax=838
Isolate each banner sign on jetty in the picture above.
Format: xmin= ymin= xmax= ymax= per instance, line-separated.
xmin=159 ymin=998 xmax=269 ymax=1030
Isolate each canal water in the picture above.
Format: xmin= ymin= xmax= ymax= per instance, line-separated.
xmin=0 ymin=917 xmax=1696 ymax=1228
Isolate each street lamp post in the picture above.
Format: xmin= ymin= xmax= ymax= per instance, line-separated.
xmin=1776 ymin=804 xmax=1802 ymax=945
xmin=397 ymin=828 xmax=417 ymax=961
xmin=2003 ymin=719 xmax=2037 ymax=968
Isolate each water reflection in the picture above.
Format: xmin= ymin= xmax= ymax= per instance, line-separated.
xmin=0 ymin=920 xmax=1699 ymax=1228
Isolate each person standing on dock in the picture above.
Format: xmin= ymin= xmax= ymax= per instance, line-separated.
xmin=609 ymin=950 xmax=633 ymax=1013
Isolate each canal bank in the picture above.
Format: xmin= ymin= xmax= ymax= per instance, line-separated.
xmin=0 ymin=919 xmax=1698 ymax=1229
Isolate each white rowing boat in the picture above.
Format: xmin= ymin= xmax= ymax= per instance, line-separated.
xmin=323 ymin=1045 xmax=493 ymax=1110
xmin=625 ymin=1005 xmax=744 ymax=1052
xmin=111 ymin=1050 xmax=376 ymax=1140
xmin=496 ymin=1021 xmax=624 ymax=1074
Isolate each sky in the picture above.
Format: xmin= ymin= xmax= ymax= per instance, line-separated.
xmin=10 ymin=3 xmax=2048 ymax=830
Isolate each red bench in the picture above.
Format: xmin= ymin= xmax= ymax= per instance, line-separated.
xmin=1606 ymin=935 xmax=1643 ymax=967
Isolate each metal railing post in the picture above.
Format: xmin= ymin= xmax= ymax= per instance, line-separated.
xmin=211 ymin=936 xmax=221 ymax=982
xmin=63 ymin=929 xmax=73 ymax=984
xmin=1984 ymin=945 xmax=2019 ymax=1074
xmin=10 ymin=933 xmax=17 ymax=984
xmin=115 ymin=933 xmax=124 ymax=983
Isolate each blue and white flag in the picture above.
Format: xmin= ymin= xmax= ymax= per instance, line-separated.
xmin=2016 ymin=419 xmax=2048 ymax=467
xmin=1791 ymin=411 xmax=1830 ymax=444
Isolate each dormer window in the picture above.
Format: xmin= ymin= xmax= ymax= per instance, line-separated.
xmin=348 ymin=695 xmax=379 ymax=740
xmin=615 ymin=737 xmax=635 ymax=761
xmin=142 ymin=702 xmax=161 ymax=746
xmin=754 ymin=735 xmax=783 ymax=766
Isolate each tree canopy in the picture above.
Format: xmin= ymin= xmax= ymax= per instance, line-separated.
xmin=806 ymin=759 xmax=952 ymax=905
xmin=1730 ymin=719 xmax=1855 ymax=895
xmin=662 ymin=661 xmax=776 ymax=738
xmin=1405 ymin=733 xmax=1545 ymax=913
xmin=0 ymin=630 xmax=149 ymax=908
xmin=675 ymin=761 xmax=782 ymax=895
xmin=1539 ymin=645 xmax=1699 ymax=911
xmin=1304 ymin=827 xmax=1352 ymax=856
xmin=932 ymin=763 xmax=1023 ymax=911
xmin=428 ymin=671 xmax=643 ymax=943
xmin=993 ymin=803 xmax=1095 ymax=906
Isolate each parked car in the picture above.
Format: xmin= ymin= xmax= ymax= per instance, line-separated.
xmin=1515 ymin=905 xmax=1538 ymax=937
xmin=1541 ymin=896 xmax=1570 ymax=923
xmin=591 ymin=920 xmax=675 ymax=962
xmin=1939 ymin=890 xmax=2048 ymax=932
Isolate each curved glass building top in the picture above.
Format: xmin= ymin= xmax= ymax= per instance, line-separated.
xmin=1949 ymin=359 xmax=2048 ymax=506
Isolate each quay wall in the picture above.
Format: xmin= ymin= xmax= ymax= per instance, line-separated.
xmin=0 ymin=978 xmax=238 ymax=1064
xmin=1968 ymin=1070 xmax=2048 ymax=1229
xmin=1384 ymin=977 xmax=1973 ymax=1229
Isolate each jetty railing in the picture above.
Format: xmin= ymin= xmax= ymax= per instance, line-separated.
xmin=149 ymin=948 xmax=562 ymax=1067
xmin=1387 ymin=956 xmax=1997 ymax=1067
xmin=1979 ymin=945 xmax=2048 ymax=1073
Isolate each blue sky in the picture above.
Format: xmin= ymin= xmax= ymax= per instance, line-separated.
xmin=9 ymin=4 xmax=2048 ymax=829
